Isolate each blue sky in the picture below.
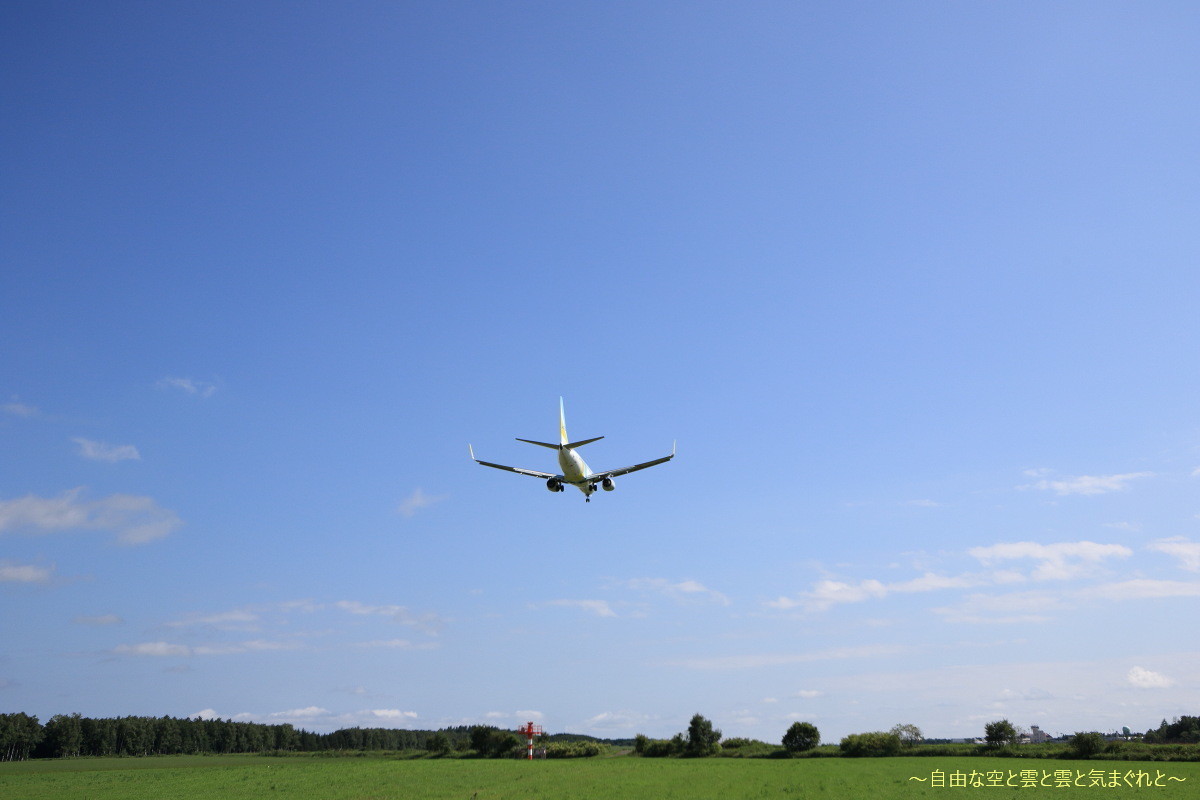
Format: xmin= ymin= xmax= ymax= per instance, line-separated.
xmin=2 ymin=1 xmax=1198 ymax=743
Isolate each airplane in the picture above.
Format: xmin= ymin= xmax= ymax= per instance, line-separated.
xmin=469 ymin=397 xmax=674 ymax=502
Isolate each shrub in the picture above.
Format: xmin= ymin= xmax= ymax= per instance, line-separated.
xmin=839 ymin=731 xmax=902 ymax=757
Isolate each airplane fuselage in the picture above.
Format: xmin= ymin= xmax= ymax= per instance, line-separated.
xmin=558 ymin=447 xmax=593 ymax=496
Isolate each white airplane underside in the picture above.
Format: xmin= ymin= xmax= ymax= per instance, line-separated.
xmin=469 ymin=398 xmax=674 ymax=502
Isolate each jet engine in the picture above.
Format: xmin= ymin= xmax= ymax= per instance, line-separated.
xmin=601 ymin=477 xmax=615 ymax=491
xmin=546 ymin=477 xmax=564 ymax=492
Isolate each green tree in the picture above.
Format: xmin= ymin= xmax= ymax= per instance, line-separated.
xmin=984 ymin=719 xmax=1018 ymax=748
xmin=468 ymin=725 xmax=520 ymax=758
xmin=1069 ymin=732 xmax=1106 ymax=758
xmin=890 ymin=723 xmax=922 ymax=747
xmin=782 ymin=721 xmax=820 ymax=753
xmin=0 ymin=713 xmax=43 ymax=761
xmin=426 ymin=732 xmax=451 ymax=755
xmin=42 ymin=714 xmax=84 ymax=758
xmin=685 ymin=713 xmax=721 ymax=757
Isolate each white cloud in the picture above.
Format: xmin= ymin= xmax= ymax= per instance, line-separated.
xmin=167 ymin=609 xmax=261 ymax=630
xmin=796 ymin=689 xmax=824 ymax=699
xmin=1147 ymin=537 xmax=1200 ymax=572
xmin=397 ymin=487 xmax=449 ymax=518
xmin=158 ymin=377 xmax=217 ymax=398
xmin=771 ymin=572 xmax=979 ymax=612
xmin=622 ymin=577 xmax=730 ymax=605
xmin=1078 ymin=579 xmax=1200 ymax=600
xmin=1020 ymin=471 xmax=1153 ymax=496
xmin=2 ymin=401 xmax=39 ymax=418
xmin=547 ymin=599 xmax=617 ymax=618
xmin=1127 ymin=666 xmax=1174 ymax=689
xmin=270 ymin=706 xmax=330 ymax=720
xmin=114 ymin=639 xmax=300 ymax=658
xmin=0 ymin=561 xmax=53 ymax=584
xmin=334 ymin=600 xmax=443 ymax=634
xmin=73 ymin=437 xmax=141 ymax=463
xmin=0 ymin=487 xmax=181 ymax=544
xmin=114 ymin=641 xmax=193 ymax=657
xmin=968 ymin=541 xmax=1131 ymax=581
xmin=192 ymin=640 xmax=298 ymax=656
xmin=370 ymin=709 xmax=419 ymax=721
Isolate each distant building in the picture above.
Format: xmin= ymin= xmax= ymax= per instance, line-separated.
xmin=1028 ymin=725 xmax=1051 ymax=744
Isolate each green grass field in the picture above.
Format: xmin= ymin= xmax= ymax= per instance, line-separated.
xmin=2 ymin=755 xmax=1197 ymax=799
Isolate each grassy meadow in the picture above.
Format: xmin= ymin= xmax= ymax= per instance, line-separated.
xmin=2 ymin=755 xmax=1198 ymax=800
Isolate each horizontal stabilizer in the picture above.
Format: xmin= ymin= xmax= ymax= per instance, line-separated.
xmin=564 ymin=436 xmax=604 ymax=449
xmin=516 ymin=438 xmax=561 ymax=450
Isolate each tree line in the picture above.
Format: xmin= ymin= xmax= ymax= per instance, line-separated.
xmin=5 ymin=711 xmax=1196 ymax=762
xmin=0 ymin=713 xmax=562 ymax=761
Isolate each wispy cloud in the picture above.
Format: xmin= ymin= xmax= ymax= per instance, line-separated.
xmin=0 ymin=487 xmax=182 ymax=545
xmin=0 ymin=560 xmax=54 ymax=584
xmin=1147 ymin=537 xmax=1200 ymax=572
xmin=157 ymin=377 xmax=218 ymax=398
xmin=768 ymin=572 xmax=978 ymax=612
xmin=1076 ymin=578 xmax=1200 ymax=600
xmin=2 ymin=400 xmax=39 ymax=418
xmin=547 ymin=599 xmax=617 ymax=618
xmin=166 ymin=609 xmax=262 ymax=631
xmin=352 ymin=639 xmax=439 ymax=650
xmin=113 ymin=639 xmax=300 ymax=658
xmin=932 ymin=590 xmax=1063 ymax=625
xmin=621 ymin=577 xmax=731 ymax=606
xmin=1019 ymin=469 xmax=1153 ymax=496
xmin=968 ymin=541 xmax=1131 ymax=581
xmin=72 ymin=437 xmax=141 ymax=463
xmin=334 ymin=600 xmax=444 ymax=634
xmin=397 ymin=488 xmax=448 ymax=518
xmin=769 ymin=540 xmax=1135 ymax=615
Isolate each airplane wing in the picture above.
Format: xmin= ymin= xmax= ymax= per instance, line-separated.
xmin=591 ymin=443 xmax=676 ymax=480
xmin=469 ymin=445 xmax=558 ymax=480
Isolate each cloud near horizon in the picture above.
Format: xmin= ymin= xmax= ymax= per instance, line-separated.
xmin=1019 ymin=470 xmax=1154 ymax=496
xmin=73 ymin=437 xmax=141 ymax=463
xmin=768 ymin=540 xmax=1136 ymax=614
xmin=0 ymin=487 xmax=182 ymax=544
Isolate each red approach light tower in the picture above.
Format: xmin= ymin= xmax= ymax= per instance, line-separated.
xmin=518 ymin=721 xmax=544 ymax=760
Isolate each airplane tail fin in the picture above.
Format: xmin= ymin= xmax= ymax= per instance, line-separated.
xmin=559 ymin=396 xmax=568 ymax=445
xmin=558 ymin=397 xmax=604 ymax=449
xmin=516 ymin=398 xmax=603 ymax=450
